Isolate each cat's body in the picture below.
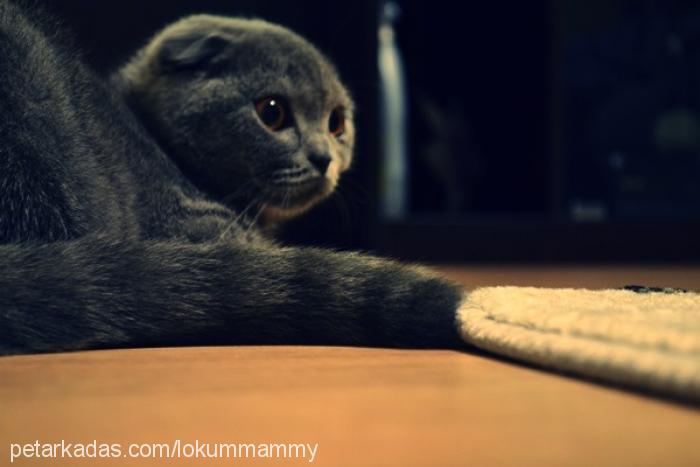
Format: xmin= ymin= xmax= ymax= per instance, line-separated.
xmin=0 ymin=1 xmax=464 ymax=355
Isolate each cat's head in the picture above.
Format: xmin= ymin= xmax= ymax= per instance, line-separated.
xmin=118 ymin=15 xmax=354 ymax=222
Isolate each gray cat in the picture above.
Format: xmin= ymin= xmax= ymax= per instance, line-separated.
xmin=0 ymin=1 xmax=464 ymax=355
xmin=115 ymin=15 xmax=354 ymax=232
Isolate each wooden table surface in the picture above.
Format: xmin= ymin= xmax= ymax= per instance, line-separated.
xmin=1 ymin=265 xmax=700 ymax=466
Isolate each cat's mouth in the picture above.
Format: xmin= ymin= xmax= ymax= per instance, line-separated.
xmin=219 ymin=172 xmax=332 ymax=223
xmin=260 ymin=174 xmax=333 ymax=221
xmin=263 ymin=176 xmax=327 ymax=206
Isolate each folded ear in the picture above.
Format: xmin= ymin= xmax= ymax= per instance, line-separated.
xmin=158 ymin=33 xmax=229 ymax=72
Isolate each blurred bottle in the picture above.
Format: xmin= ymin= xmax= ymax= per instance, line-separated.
xmin=378 ymin=1 xmax=409 ymax=219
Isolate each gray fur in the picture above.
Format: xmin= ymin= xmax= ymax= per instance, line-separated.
xmin=0 ymin=2 xmax=464 ymax=355
xmin=115 ymin=15 xmax=355 ymax=227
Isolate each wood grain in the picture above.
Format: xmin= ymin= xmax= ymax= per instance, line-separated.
xmin=438 ymin=264 xmax=700 ymax=291
xmin=1 ymin=266 xmax=699 ymax=466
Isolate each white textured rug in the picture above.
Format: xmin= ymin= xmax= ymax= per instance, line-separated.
xmin=457 ymin=287 xmax=700 ymax=401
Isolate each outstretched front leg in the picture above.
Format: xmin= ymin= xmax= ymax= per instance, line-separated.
xmin=0 ymin=237 xmax=465 ymax=354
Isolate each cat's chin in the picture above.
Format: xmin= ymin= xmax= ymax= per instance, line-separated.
xmin=262 ymin=179 xmax=336 ymax=224
xmin=262 ymin=203 xmax=314 ymax=224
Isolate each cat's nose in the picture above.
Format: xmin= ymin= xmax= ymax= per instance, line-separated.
xmin=308 ymin=153 xmax=331 ymax=175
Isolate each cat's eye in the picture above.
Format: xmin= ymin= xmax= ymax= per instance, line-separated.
xmin=328 ymin=107 xmax=346 ymax=137
xmin=255 ymin=97 xmax=289 ymax=131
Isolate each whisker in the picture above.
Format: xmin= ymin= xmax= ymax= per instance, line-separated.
xmin=245 ymin=202 xmax=267 ymax=239
xmin=219 ymin=198 xmax=258 ymax=240
xmin=283 ymin=186 xmax=290 ymax=209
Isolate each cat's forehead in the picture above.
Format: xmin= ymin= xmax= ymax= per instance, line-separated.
xmin=218 ymin=21 xmax=348 ymax=102
xmin=165 ymin=17 xmax=343 ymax=85
xmin=228 ymin=32 xmax=329 ymax=83
xmin=142 ymin=15 xmax=353 ymax=110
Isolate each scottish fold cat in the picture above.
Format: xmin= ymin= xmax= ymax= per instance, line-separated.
xmin=0 ymin=2 xmax=463 ymax=354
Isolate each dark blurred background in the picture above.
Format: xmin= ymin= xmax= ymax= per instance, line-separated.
xmin=46 ymin=0 xmax=700 ymax=262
